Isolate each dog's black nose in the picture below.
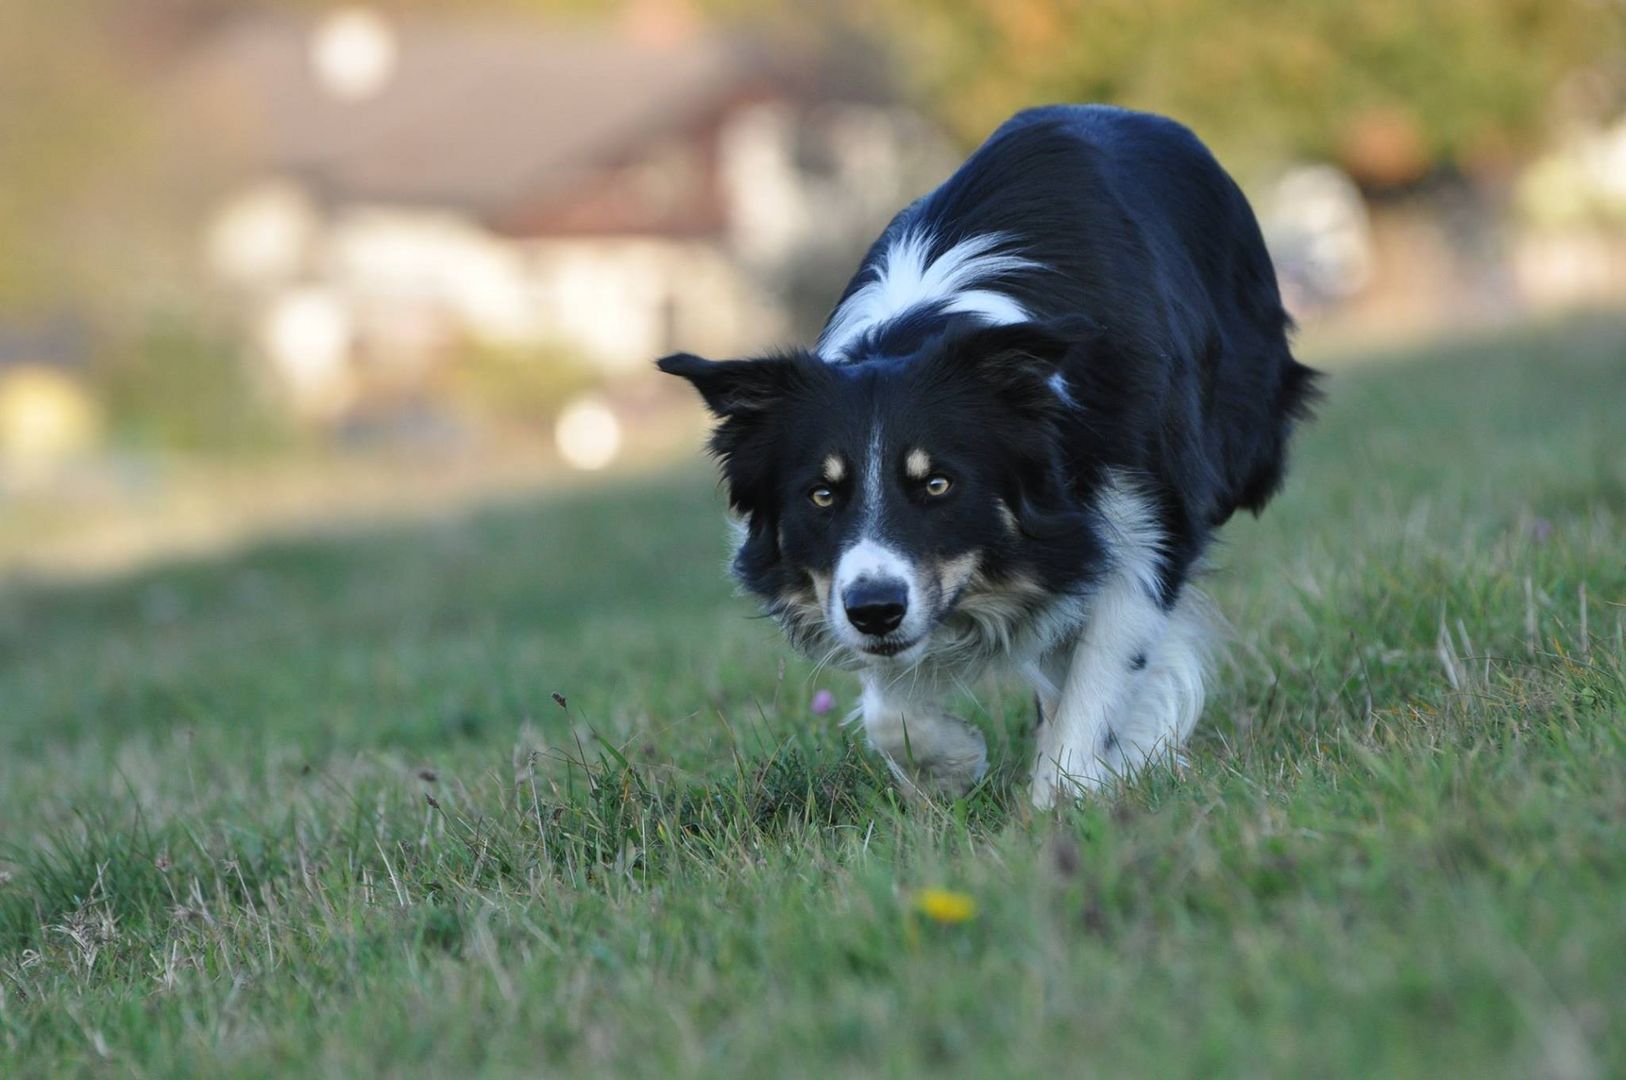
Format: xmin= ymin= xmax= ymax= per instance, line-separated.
xmin=843 ymin=580 xmax=908 ymax=637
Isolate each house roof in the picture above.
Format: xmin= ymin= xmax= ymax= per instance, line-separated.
xmin=170 ymin=16 xmax=803 ymax=224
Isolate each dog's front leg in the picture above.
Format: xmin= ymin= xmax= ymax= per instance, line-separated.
xmin=859 ymin=671 xmax=987 ymax=797
xmin=1031 ymin=572 xmax=1168 ymax=809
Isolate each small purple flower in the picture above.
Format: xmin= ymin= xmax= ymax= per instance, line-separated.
xmin=811 ymin=689 xmax=836 ymax=716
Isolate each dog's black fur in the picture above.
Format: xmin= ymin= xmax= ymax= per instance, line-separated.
xmin=662 ymin=105 xmax=1317 ymax=659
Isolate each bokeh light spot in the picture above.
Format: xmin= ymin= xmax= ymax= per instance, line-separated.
xmin=554 ymin=397 xmax=622 ymax=471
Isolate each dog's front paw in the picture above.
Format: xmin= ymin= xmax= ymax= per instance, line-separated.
xmin=879 ymin=716 xmax=987 ymax=799
xmin=1029 ymin=749 xmax=1115 ymax=810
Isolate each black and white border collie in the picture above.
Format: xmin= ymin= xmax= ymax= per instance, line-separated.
xmin=660 ymin=105 xmax=1318 ymax=808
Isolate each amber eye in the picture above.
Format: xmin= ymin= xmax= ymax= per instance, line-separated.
xmin=809 ymin=486 xmax=835 ymax=508
xmin=924 ymin=475 xmax=953 ymax=497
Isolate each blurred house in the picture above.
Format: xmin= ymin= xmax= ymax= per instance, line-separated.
xmin=1263 ymin=110 xmax=1626 ymax=340
xmin=1514 ymin=117 xmax=1626 ymax=310
xmin=1257 ymin=165 xmax=1376 ymax=318
xmin=170 ymin=8 xmax=950 ymax=419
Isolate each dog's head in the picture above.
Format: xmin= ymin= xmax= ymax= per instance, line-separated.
xmin=659 ymin=318 xmax=1117 ymax=667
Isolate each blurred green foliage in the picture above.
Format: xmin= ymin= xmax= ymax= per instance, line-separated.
xmin=839 ymin=0 xmax=1626 ymax=173
xmin=0 ymin=5 xmax=143 ymax=314
xmin=97 ymin=314 xmax=292 ymax=453
xmin=505 ymin=0 xmax=1626 ymax=172
xmin=442 ymin=340 xmax=602 ymax=426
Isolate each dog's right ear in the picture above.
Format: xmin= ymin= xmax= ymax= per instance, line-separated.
xmin=656 ymin=352 xmax=797 ymax=419
xmin=657 ymin=352 xmax=808 ymax=512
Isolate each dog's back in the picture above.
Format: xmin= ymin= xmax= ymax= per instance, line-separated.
xmin=1030 ymin=106 xmax=1321 ymax=521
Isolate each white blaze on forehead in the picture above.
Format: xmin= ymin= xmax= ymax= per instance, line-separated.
xmin=905 ymin=448 xmax=932 ymax=479
xmin=822 ymin=454 xmax=846 ymax=483
xmin=860 ymin=421 xmax=884 ymax=529
xmin=834 ymin=538 xmax=914 ymax=595
xmin=817 ymin=229 xmax=1042 ymax=360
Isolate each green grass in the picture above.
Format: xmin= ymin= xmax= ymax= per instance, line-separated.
xmin=2 ymin=316 xmax=1624 ymax=1078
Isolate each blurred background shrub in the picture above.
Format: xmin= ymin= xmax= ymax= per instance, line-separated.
xmin=441 ymin=341 xmax=601 ymax=430
xmin=97 ymin=313 xmax=294 ymax=456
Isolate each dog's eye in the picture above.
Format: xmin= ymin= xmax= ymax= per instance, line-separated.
xmin=809 ymin=486 xmax=836 ymax=508
xmin=924 ymin=475 xmax=952 ymax=497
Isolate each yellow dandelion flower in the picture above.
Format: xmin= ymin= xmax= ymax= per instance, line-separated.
xmin=914 ymin=888 xmax=978 ymax=924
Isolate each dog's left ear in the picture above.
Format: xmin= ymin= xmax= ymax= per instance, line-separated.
xmin=656 ymin=352 xmax=798 ymax=419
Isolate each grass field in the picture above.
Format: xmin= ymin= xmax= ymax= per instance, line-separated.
xmin=2 ymin=318 xmax=1624 ymax=1078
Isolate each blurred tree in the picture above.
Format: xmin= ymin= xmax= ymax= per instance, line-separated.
xmin=839 ymin=0 xmax=1626 ymax=182
xmin=0 ymin=5 xmax=141 ymax=314
xmin=0 ymin=2 xmax=298 ymax=451
xmin=492 ymin=0 xmax=1626 ymax=181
